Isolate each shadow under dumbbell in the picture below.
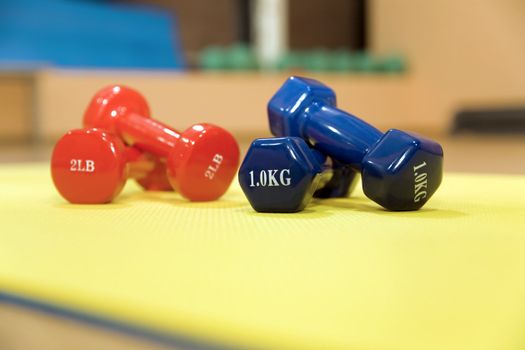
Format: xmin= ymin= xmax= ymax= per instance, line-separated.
xmin=120 ymin=190 xmax=246 ymax=210
xmin=239 ymin=205 xmax=333 ymax=220
xmin=53 ymin=201 xmax=132 ymax=210
xmin=315 ymin=198 xmax=466 ymax=219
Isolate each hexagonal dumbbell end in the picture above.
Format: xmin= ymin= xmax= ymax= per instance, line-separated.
xmin=238 ymin=137 xmax=324 ymax=213
xmin=267 ymin=76 xmax=337 ymax=137
xmin=362 ymin=129 xmax=443 ymax=210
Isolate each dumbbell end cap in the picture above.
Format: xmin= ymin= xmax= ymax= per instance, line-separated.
xmin=239 ymin=137 xmax=323 ymax=212
xmin=268 ymin=76 xmax=337 ymax=138
xmin=167 ymin=124 xmax=240 ymax=201
xmin=83 ymin=85 xmax=151 ymax=134
xmin=51 ymin=128 xmax=128 ymax=204
xmin=362 ymin=129 xmax=443 ymax=210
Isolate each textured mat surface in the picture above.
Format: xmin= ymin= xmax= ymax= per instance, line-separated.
xmin=0 ymin=163 xmax=524 ymax=349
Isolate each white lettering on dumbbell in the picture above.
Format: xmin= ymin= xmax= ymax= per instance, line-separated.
xmin=413 ymin=161 xmax=428 ymax=203
xmin=248 ymin=169 xmax=291 ymax=187
xmin=204 ymin=154 xmax=223 ymax=179
xmin=69 ymin=159 xmax=95 ymax=173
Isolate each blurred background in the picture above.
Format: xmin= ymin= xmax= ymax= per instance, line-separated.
xmin=0 ymin=0 xmax=524 ymax=173
xmin=1 ymin=1 xmax=525 ymax=348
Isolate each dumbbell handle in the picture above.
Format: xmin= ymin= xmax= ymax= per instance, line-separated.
xmin=116 ymin=112 xmax=181 ymax=156
xmin=309 ymin=147 xmax=334 ymax=188
xmin=307 ymin=147 xmax=357 ymax=198
xmin=124 ymin=146 xmax=157 ymax=179
xmin=301 ymin=102 xmax=383 ymax=168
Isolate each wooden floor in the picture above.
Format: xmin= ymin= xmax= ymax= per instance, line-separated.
xmin=0 ymin=303 xmax=178 ymax=350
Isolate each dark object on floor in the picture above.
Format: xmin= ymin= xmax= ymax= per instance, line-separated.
xmin=452 ymin=106 xmax=525 ymax=134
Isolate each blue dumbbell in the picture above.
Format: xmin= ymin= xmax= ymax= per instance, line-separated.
xmin=239 ymin=137 xmax=358 ymax=212
xmin=313 ymin=159 xmax=358 ymax=198
xmin=268 ymin=76 xmax=443 ymax=211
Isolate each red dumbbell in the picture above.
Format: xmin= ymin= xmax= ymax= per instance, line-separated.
xmin=83 ymin=85 xmax=240 ymax=201
xmin=125 ymin=145 xmax=173 ymax=192
xmin=51 ymin=128 xmax=173 ymax=204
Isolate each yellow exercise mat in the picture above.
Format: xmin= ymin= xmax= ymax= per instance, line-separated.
xmin=0 ymin=163 xmax=524 ymax=349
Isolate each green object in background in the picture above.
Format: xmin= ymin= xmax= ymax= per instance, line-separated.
xmin=351 ymin=53 xmax=407 ymax=73
xmin=351 ymin=52 xmax=378 ymax=72
xmin=382 ymin=54 xmax=407 ymax=73
xmin=200 ymin=43 xmax=258 ymax=70
xmin=275 ymin=51 xmax=304 ymax=70
xmin=330 ymin=49 xmax=353 ymax=71
xmin=200 ymin=45 xmax=407 ymax=73
xmin=327 ymin=50 xmax=375 ymax=72
xmin=199 ymin=46 xmax=228 ymax=70
xmin=226 ymin=43 xmax=258 ymax=70
xmin=304 ymin=49 xmax=331 ymax=71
